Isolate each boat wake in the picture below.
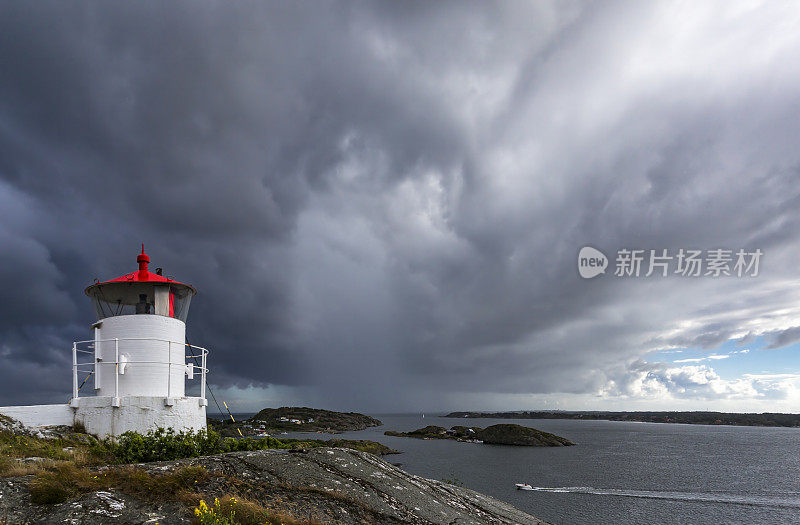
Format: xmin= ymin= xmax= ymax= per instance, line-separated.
xmin=521 ymin=486 xmax=800 ymax=509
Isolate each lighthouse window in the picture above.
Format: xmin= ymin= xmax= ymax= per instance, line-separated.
xmin=170 ymin=286 xmax=193 ymax=322
xmin=88 ymin=282 xmax=193 ymax=321
xmin=91 ymin=297 xmax=107 ymax=319
xmin=135 ymin=294 xmax=151 ymax=314
xmin=154 ymin=286 xmax=171 ymax=316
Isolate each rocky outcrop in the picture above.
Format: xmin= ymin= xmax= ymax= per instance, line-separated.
xmin=385 ymin=425 xmax=449 ymax=438
xmin=386 ymin=423 xmax=574 ymax=447
xmin=244 ymin=407 xmax=383 ymax=432
xmin=0 ymin=415 xmax=84 ymax=442
xmin=0 ymin=447 xmax=549 ymax=524
xmin=479 ymin=424 xmax=573 ymax=446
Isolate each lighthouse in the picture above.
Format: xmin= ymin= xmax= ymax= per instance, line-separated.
xmin=0 ymin=246 xmax=208 ymax=438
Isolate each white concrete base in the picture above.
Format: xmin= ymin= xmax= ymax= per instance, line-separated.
xmin=73 ymin=396 xmax=206 ymax=438
xmin=0 ymin=403 xmax=74 ymax=428
xmin=0 ymin=396 xmax=207 ymax=439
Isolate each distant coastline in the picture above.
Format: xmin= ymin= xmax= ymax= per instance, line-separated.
xmin=444 ymin=410 xmax=800 ymax=428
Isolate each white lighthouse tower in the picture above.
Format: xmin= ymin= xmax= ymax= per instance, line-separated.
xmin=0 ymin=246 xmax=209 ymax=438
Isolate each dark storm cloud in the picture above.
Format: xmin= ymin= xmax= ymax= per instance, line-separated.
xmin=2 ymin=1 xmax=800 ymax=411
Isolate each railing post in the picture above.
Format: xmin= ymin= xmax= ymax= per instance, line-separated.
xmin=114 ymin=338 xmax=119 ymax=400
xmin=167 ymin=340 xmax=171 ymax=398
xmin=200 ymin=348 xmax=207 ymax=404
xmin=72 ymin=342 xmax=78 ymax=400
xmin=94 ymin=326 xmax=100 ymax=390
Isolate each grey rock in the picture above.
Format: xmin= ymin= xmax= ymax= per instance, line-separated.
xmin=0 ymin=448 xmax=549 ymax=524
xmin=0 ymin=416 xmax=95 ymax=443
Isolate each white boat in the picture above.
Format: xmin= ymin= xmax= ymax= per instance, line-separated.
xmin=515 ymin=483 xmax=534 ymax=491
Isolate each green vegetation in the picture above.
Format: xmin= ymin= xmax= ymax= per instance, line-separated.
xmin=0 ymin=419 xmax=398 ymax=525
xmin=110 ymin=428 xmax=290 ymax=463
xmin=29 ymin=463 xmax=208 ymax=505
xmin=2 ymin=424 xmax=397 ymax=503
xmin=445 ymin=410 xmax=800 ymax=427
xmin=106 ymin=428 xmax=397 ymax=464
xmin=0 ymin=426 xmax=115 ymax=477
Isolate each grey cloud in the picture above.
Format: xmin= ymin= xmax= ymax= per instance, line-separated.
xmin=766 ymin=326 xmax=800 ymax=350
xmin=2 ymin=2 xmax=800 ymax=411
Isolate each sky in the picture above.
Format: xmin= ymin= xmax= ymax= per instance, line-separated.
xmin=1 ymin=1 xmax=800 ymax=414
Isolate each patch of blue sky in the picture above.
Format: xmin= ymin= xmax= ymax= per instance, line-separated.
xmin=645 ymin=336 xmax=800 ymax=380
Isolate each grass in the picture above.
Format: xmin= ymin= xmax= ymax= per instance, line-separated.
xmin=0 ymin=427 xmax=290 ymax=478
xmin=0 ymin=428 xmax=114 ymax=478
xmin=28 ymin=463 xmax=209 ymax=505
xmin=2 ymin=425 xmax=395 ymax=477
xmin=25 ymin=458 xmax=327 ymax=524
xmin=1 ymin=423 xmax=391 ymax=524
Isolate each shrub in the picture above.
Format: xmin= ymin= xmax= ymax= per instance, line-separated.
xmin=195 ymin=497 xmax=237 ymax=525
xmin=109 ymin=428 xmax=289 ymax=464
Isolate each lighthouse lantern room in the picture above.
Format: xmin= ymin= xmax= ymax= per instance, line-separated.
xmin=0 ymin=246 xmax=209 ymax=438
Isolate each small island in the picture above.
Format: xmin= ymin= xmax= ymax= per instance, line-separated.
xmin=208 ymin=407 xmax=396 ymax=454
xmin=247 ymin=406 xmax=383 ymax=432
xmin=385 ymin=423 xmax=574 ymax=447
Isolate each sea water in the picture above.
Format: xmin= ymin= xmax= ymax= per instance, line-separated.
xmin=272 ymin=414 xmax=800 ymax=525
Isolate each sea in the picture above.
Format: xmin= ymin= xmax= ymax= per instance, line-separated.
xmin=225 ymin=413 xmax=800 ymax=525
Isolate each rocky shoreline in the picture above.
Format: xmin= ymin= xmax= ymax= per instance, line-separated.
xmin=0 ymin=415 xmax=548 ymax=524
xmin=0 ymin=447 xmax=549 ymax=524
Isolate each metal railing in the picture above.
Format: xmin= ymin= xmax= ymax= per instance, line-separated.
xmin=71 ymin=337 xmax=208 ymax=405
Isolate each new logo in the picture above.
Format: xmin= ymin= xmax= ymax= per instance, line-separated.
xmin=578 ymin=246 xmax=608 ymax=279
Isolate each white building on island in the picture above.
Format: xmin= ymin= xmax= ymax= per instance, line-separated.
xmin=0 ymin=246 xmax=209 ymax=438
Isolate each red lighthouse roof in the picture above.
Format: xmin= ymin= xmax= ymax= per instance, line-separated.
xmin=86 ymin=245 xmax=196 ymax=292
xmin=84 ymin=246 xmax=196 ymax=319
